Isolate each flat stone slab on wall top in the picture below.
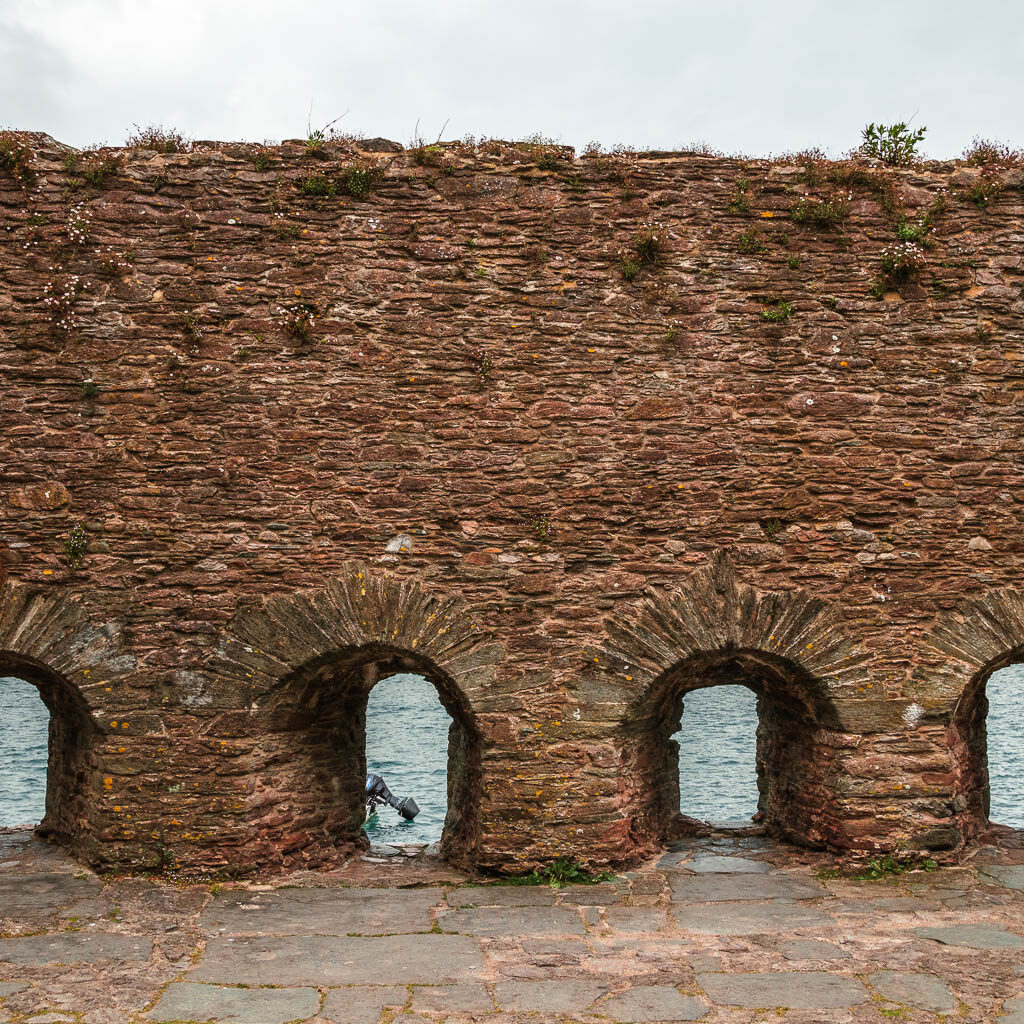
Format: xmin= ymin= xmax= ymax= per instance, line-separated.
xmin=673 ymin=901 xmax=834 ymax=936
xmin=410 ymin=983 xmax=495 ymax=1013
xmin=596 ymin=985 xmax=708 ymax=1021
xmin=492 ymin=979 xmax=607 ymax=1014
xmin=0 ymin=873 xmax=102 ymax=920
xmin=670 ymin=872 xmax=823 ymax=903
xmin=979 ymin=864 xmax=1024 ymax=890
xmin=868 ymin=971 xmax=955 ymax=1012
xmin=190 ymin=934 xmax=483 ymax=986
xmin=697 ymin=971 xmax=868 ymax=1009
xmin=201 ymin=885 xmax=442 ymax=935
xmin=1002 ymin=994 xmax=1024 ymax=1024
xmin=319 ymin=986 xmax=409 ymax=1024
xmin=147 ymin=982 xmax=321 ymax=1024
xmin=779 ymin=938 xmax=851 ymax=960
xmin=0 ymin=931 xmax=152 ymax=965
xmin=914 ymin=924 xmax=1024 ymax=949
xmin=682 ymin=855 xmax=771 ymax=874
xmin=602 ymin=906 xmax=672 ymax=933
xmin=439 ymin=905 xmax=585 ymax=937
xmin=446 ymin=885 xmax=557 ymax=907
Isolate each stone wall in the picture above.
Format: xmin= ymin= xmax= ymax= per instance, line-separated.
xmin=1 ymin=131 xmax=1022 ymax=873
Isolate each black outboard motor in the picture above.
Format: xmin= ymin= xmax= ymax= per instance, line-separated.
xmin=365 ymin=773 xmax=420 ymax=821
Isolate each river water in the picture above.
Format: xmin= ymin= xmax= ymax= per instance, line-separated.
xmin=2 ymin=666 xmax=1022 ymax=837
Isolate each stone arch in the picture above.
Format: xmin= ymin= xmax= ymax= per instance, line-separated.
xmin=593 ymin=552 xmax=866 ymax=852
xmin=0 ymin=582 xmax=132 ymax=853
xmin=213 ymin=564 xmax=505 ymax=869
xmin=922 ymin=586 xmax=1024 ymax=841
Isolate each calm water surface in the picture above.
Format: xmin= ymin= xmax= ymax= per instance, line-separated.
xmin=2 ymin=665 xmax=1022 ymax=832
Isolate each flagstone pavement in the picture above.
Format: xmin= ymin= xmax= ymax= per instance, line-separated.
xmin=0 ymin=830 xmax=1022 ymax=1023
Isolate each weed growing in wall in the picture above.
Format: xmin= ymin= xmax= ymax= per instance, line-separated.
xmin=65 ymin=203 xmax=91 ymax=245
xmin=126 ymin=124 xmax=191 ymax=153
xmin=760 ymin=298 xmax=793 ymax=322
xmin=275 ymin=302 xmax=317 ymax=343
xmin=728 ymin=177 xmax=752 ymax=214
xmin=64 ymin=524 xmax=87 ymax=570
xmin=80 ymin=379 xmax=100 ymax=400
xmin=0 ymin=131 xmax=36 ymax=185
xmin=341 ymin=162 xmax=379 ymax=199
xmin=880 ymin=242 xmax=925 ymax=283
xmin=622 ymin=225 xmax=663 ymax=280
xmin=790 ymin=192 xmax=851 ymax=228
xmin=42 ymin=271 xmax=83 ymax=332
xmin=299 ymin=173 xmax=337 ymax=197
xmin=895 ymin=215 xmax=931 ymax=245
xmin=469 ymin=348 xmax=493 ymax=384
xmin=737 ymin=229 xmax=767 ymax=254
xmin=966 ymin=168 xmax=1004 ymax=208
xmin=859 ymin=122 xmax=926 ymax=166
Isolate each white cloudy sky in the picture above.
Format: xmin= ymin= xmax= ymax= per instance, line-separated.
xmin=1 ymin=0 xmax=1022 ymax=156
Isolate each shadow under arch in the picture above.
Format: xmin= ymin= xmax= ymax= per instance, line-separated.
xmin=0 ymin=582 xmax=131 ymax=859
xmin=922 ymin=585 xmax=1024 ymax=843
xmin=597 ymin=552 xmax=864 ymax=853
xmin=261 ymin=643 xmax=482 ymax=864
xmin=213 ymin=563 xmax=505 ymax=870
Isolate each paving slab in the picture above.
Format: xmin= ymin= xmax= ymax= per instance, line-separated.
xmin=1002 ymin=994 xmax=1024 ymax=1024
xmin=868 ymin=970 xmax=954 ymax=1012
xmin=914 ymin=924 xmax=1024 ymax=950
xmin=673 ymin=901 xmax=833 ymax=936
xmin=597 ymin=985 xmax=708 ymax=1021
xmin=410 ymin=983 xmax=494 ymax=1013
xmin=493 ymin=978 xmax=606 ymax=1013
xmin=779 ymin=938 xmax=850 ymax=960
xmin=447 ymin=885 xmax=556 ymax=907
xmin=603 ymin=907 xmax=671 ymax=933
xmin=979 ymin=865 xmax=1024 ymax=890
xmin=0 ymin=874 xmax=104 ymax=924
xmin=0 ymin=932 xmax=152 ymax=965
xmin=670 ymin=873 xmax=822 ymax=903
xmin=320 ymin=986 xmax=409 ymax=1024
xmin=439 ymin=905 xmax=584 ymax=937
xmin=147 ymin=982 xmax=320 ymax=1023
xmin=684 ymin=855 xmax=771 ymax=874
xmin=190 ymin=933 xmax=483 ymax=985
xmin=201 ymin=886 xmax=441 ymax=935
xmin=697 ymin=971 xmax=867 ymax=1009
xmin=559 ymin=883 xmax=621 ymax=905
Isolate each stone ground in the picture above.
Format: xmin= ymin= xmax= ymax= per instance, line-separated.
xmin=0 ymin=830 xmax=1023 ymax=1023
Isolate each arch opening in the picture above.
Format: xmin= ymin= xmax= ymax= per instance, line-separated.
xmin=0 ymin=653 xmax=99 ymax=844
xmin=623 ymin=648 xmax=841 ymax=848
xmin=673 ymin=684 xmax=759 ymax=826
xmin=950 ymin=651 xmax=1024 ymax=839
xmin=259 ymin=644 xmax=482 ymax=868
xmin=364 ymin=672 xmax=453 ymax=849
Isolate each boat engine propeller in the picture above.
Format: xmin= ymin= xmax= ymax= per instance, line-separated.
xmin=365 ymin=772 xmax=420 ymax=821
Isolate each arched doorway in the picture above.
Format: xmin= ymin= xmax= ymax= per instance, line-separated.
xmin=950 ymin=653 xmax=1024 ymax=837
xmin=0 ymin=653 xmax=99 ymax=843
xmin=259 ymin=645 xmax=482 ymax=867
xmin=622 ymin=648 xmax=841 ymax=848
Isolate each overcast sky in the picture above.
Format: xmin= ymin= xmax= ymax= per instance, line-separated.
xmin=2 ymin=0 xmax=1022 ymax=157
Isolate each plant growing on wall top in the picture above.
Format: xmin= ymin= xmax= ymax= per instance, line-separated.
xmin=859 ymin=122 xmax=926 ymax=166
xmin=0 ymin=131 xmax=35 ymax=185
xmin=126 ymin=124 xmax=191 ymax=153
